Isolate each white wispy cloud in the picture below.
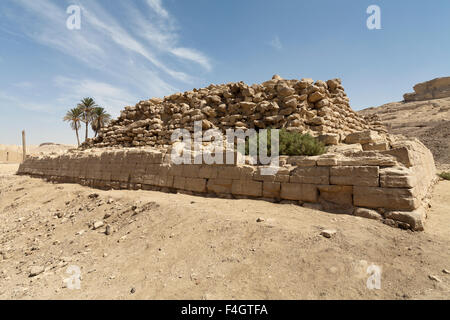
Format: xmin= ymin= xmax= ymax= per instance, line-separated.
xmin=269 ymin=35 xmax=283 ymax=51
xmin=53 ymin=76 xmax=137 ymax=116
xmin=0 ymin=0 xmax=212 ymax=113
xmin=146 ymin=0 xmax=170 ymax=19
xmin=128 ymin=1 xmax=213 ymax=72
xmin=170 ymin=47 xmax=212 ymax=72
xmin=0 ymin=91 xmax=54 ymax=113
xmin=13 ymin=81 xmax=34 ymax=89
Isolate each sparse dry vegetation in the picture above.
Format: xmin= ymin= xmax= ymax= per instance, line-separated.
xmin=439 ymin=171 xmax=450 ymax=180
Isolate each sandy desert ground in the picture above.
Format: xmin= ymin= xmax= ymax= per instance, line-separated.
xmin=0 ymin=163 xmax=449 ymax=300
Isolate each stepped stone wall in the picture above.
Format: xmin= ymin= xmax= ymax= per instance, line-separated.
xmin=18 ymin=136 xmax=436 ymax=231
xmin=85 ymin=75 xmax=375 ymax=149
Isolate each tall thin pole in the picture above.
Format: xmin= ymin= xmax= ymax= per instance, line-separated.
xmin=22 ymin=130 xmax=27 ymax=162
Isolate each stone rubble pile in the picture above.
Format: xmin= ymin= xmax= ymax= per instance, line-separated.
xmin=86 ymin=75 xmax=375 ymax=148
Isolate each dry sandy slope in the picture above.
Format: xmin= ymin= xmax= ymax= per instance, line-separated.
xmin=0 ymin=163 xmax=449 ymax=300
xmin=359 ymin=97 xmax=450 ymax=170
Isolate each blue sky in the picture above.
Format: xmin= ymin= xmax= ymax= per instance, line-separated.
xmin=1 ymin=0 xmax=450 ymax=145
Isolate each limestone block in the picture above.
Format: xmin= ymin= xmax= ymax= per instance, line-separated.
xmin=380 ymin=167 xmax=417 ymax=188
xmin=286 ymin=157 xmax=317 ymax=167
xmin=308 ymin=92 xmax=325 ymax=103
xmin=354 ymin=186 xmax=419 ymax=211
xmin=330 ymin=166 xmax=379 ymax=187
xmin=362 ymin=142 xmax=389 ymax=151
xmin=384 ymin=207 xmax=426 ymax=231
xmin=216 ymin=165 xmax=256 ymax=180
xmin=231 ymin=180 xmax=262 ymax=197
xmin=337 ymin=155 xmax=397 ymax=167
xmin=182 ymin=165 xmax=201 ymax=178
xmin=198 ymin=165 xmax=219 ymax=179
xmin=381 ymin=147 xmax=413 ymax=167
xmin=290 ymin=167 xmax=329 ymax=184
xmin=327 ymin=144 xmax=363 ymax=154
xmin=207 ymin=179 xmax=233 ymax=194
xmin=280 ymin=183 xmax=318 ymax=202
xmin=318 ymin=185 xmax=353 ymax=206
xmin=173 ymin=176 xmax=187 ymax=190
xmin=185 ymin=178 xmax=207 ymax=193
xmin=316 ymin=155 xmax=339 ymax=166
xmin=344 ymin=130 xmax=381 ymax=144
xmin=263 ymin=182 xmax=281 ymax=198
xmin=168 ymin=164 xmax=184 ymax=176
xmin=154 ymin=175 xmax=174 ymax=188
xmin=145 ymin=164 xmax=162 ymax=175
xmin=353 ymin=208 xmax=383 ymax=220
xmin=142 ymin=174 xmax=157 ymax=185
xmin=318 ymin=133 xmax=339 ymax=146
xmin=253 ymin=167 xmax=290 ymax=182
xmin=381 ymin=139 xmax=435 ymax=169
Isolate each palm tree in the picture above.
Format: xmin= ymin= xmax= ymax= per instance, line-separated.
xmin=77 ymin=97 xmax=98 ymax=142
xmin=91 ymin=107 xmax=112 ymax=137
xmin=63 ymin=107 xmax=83 ymax=146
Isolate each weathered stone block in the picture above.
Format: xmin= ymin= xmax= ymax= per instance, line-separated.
xmin=182 ymin=165 xmax=201 ymax=178
xmin=362 ymin=142 xmax=389 ymax=151
xmin=318 ymin=133 xmax=339 ymax=146
xmin=381 ymin=147 xmax=413 ymax=167
xmin=280 ymin=183 xmax=318 ymax=202
xmin=263 ymin=182 xmax=281 ymax=198
xmin=316 ymin=155 xmax=339 ymax=166
xmin=318 ymin=185 xmax=353 ymax=206
xmin=354 ymin=208 xmax=383 ymax=220
xmin=308 ymin=91 xmax=324 ymax=103
xmin=286 ymin=157 xmax=317 ymax=167
xmin=384 ymin=207 xmax=426 ymax=231
xmin=380 ymin=167 xmax=417 ymax=188
xmin=253 ymin=167 xmax=290 ymax=182
xmin=330 ymin=166 xmax=379 ymax=187
xmin=328 ymin=144 xmax=363 ymax=153
xmin=173 ymin=176 xmax=186 ymax=190
xmin=344 ymin=130 xmax=381 ymax=144
xmin=231 ymin=180 xmax=262 ymax=197
xmin=154 ymin=175 xmax=174 ymax=188
xmin=290 ymin=167 xmax=329 ymax=184
xmin=207 ymin=179 xmax=233 ymax=194
xmin=354 ymin=186 xmax=419 ymax=211
xmin=185 ymin=178 xmax=207 ymax=193
xmin=216 ymin=165 xmax=255 ymax=180
xmin=198 ymin=165 xmax=218 ymax=179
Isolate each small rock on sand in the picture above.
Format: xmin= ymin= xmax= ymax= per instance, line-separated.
xmin=321 ymin=229 xmax=337 ymax=238
xmin=29 ymin=266 xmax=45 ymax=277
xmin=428 ymin=275 xmax=442 ymax=282
xmin=93 ymin=221 xmax=104 ymax=230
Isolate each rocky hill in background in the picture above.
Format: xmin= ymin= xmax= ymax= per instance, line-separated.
xmin=360 ymin=78 xmax=450 ymax=170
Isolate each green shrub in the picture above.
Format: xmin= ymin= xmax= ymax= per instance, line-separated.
xmin=439 ymin=172 xmax=450 ymax=180
xmin=245 ymin=129 xmax=326 ymax=157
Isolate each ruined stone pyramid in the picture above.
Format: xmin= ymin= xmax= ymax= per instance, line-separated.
xmin=88 ymin=75 xmax=375 ymax=148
